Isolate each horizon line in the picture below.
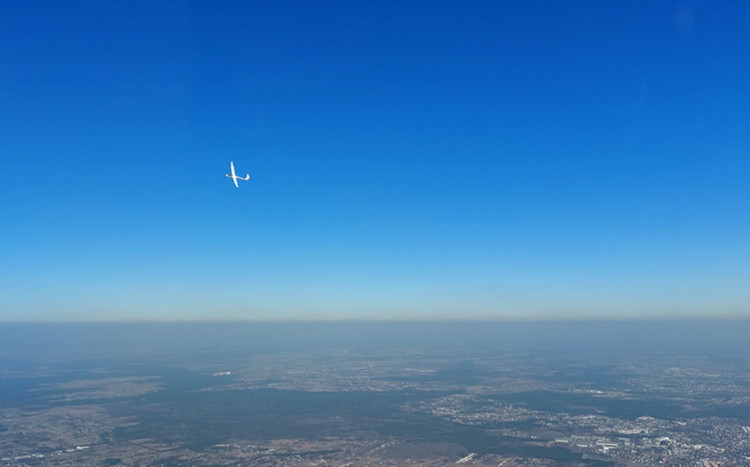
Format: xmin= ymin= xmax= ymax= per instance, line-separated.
xmin=2 ymin=316 xmax=750 ymax=324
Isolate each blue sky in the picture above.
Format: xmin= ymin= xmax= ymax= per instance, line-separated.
xmin=2 ymin=1 xmax=749 ymax=321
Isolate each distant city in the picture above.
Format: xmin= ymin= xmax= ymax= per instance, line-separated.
xmin=1 ymin=321 xmax=749 ymax=466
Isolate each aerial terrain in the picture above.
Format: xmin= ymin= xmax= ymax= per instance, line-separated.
xmin=1 ymin=321 xmax=749 ymax=466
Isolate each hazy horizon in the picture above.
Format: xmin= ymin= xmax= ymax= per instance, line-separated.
xmin=3 ymin=316 xmax=750 ymax=323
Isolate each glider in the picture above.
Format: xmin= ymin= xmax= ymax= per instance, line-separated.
xmin=226 ymin=161 xmax=250 ymax=188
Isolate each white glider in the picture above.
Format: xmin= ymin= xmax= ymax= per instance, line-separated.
xmin=226 ymin=161 xmax=250 ymax=188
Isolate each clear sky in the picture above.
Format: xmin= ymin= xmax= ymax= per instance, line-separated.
xmin=2 ymin=1 xmax=749 ymax=321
